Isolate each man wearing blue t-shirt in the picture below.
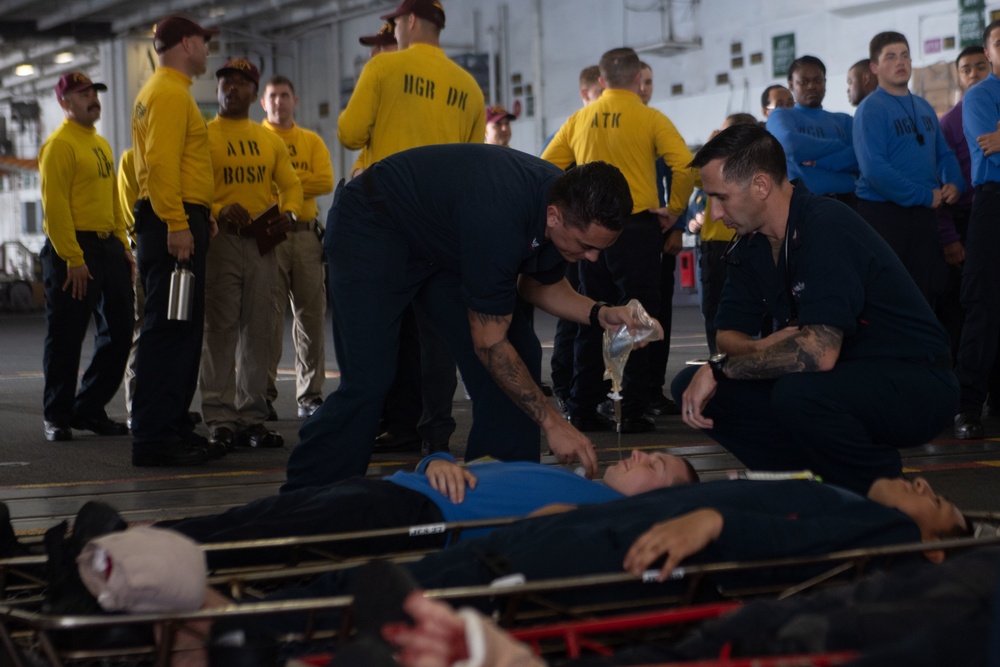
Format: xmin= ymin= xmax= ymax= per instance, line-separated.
xmin=853 ymin=31 xmax=964 ymax=306
xmin=671 ymin=124 xmax=958 ymax=495
xmin=954 ymin=20 xmax=1000 ymax=440
xmin=766 ymin=55 xmax=858 ymax=208
xmin=151 ymin=449 xmax=696 ymax=555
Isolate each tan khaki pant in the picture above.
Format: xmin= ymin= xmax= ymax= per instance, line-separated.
xmin=200 ymin=232 xmax=283 ymax=430
xmin=266 ymin=223 xmax=327 ymax=407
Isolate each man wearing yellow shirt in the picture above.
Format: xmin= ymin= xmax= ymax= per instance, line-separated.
xmin=260 ymin=75 xmax=334 ymax=421
xmin=338 ymin=0 xmax=485 ymax=163
xmin=39 ymin=72 xmax=134 ymax=443
xmin=338 ymin=0 xmax=485 ymax=458
xmin=542 ymin=47 xmax=695 ymax=433
xmin=130 ymin=15 xmax=219 ymax=467
xmin=202 ymin=58 xmax=303 ymax=451
xmin=349 ymin=21 xmax=398 ymax=180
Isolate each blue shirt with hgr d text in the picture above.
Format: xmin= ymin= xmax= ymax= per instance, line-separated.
xmin=766 ymin=105 xmax=857 ymax=195
xmin=854 ymin=87 xmax=963 ymax=207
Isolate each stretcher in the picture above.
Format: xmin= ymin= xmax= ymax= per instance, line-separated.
xmin=0 ymin=529 xmax=996 ymax=666
xmin=0 ymin=515 xmax=522 ymax=604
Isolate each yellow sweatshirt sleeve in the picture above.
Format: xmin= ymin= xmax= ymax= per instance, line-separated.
xmin=299 ymin=131 xmax=334 ymax=200
xmin=117 ymin=148 xmax=139 ymax=247
xmin=39 ymin=138 xmax=85 ymax=267
xmin=540 ymin=116 xmax=577 ymax=170
xmin=654 ymin=115 xmax=696 ymax=216
xmin=271 ymin=134 xmax=305 ymax=218
xmin=143 ymin=90 xmax=191 ymax=231
xmin=117 ymin=150 xmax=139 ymax=237
xmin=338 ymin=58 xmax=381 ymax=150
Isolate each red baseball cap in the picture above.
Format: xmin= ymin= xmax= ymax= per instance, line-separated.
xmin=380 ymin=0 xmax=446 ymax=29
xmin=486 ymin=105 xmax=516 ymax=124
xmin=215 ymin=58 xmax=260 ymax=86
xmin=359 ymin=21 xmax=397 ymax=47
xmin=154 ymin=15 xmax=220 ymax=54
xmin=55 ymin=72 xmax=107 ymax=99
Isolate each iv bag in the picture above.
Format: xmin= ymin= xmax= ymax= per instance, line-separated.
xmin=602 ymin=299 xmax=664 ymax=393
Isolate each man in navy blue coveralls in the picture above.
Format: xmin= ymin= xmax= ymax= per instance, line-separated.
xmin=258 ymin=475 xmax=967 ymax=632
xmin=672 ymin=124 xmax=959 ymax=495
xmin=284 ymin=145 xmax=643 ymax=491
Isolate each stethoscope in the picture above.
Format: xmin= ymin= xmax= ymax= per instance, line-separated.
xmin=720 ymin=224 xmax=800 ymax=327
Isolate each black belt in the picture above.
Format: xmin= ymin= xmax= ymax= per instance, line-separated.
xmin=76 ymin=230 xmax=114 ymax=240
xmin=976 ymin=182 xmax=1000 ymax=194
xmin=133 ymin=198 xmax=210 ymax=217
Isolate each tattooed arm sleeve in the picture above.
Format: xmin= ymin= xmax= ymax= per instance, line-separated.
xmin=724 ymin=324 xmax=844 ymax=380
xmin=467 ymin=309 xmax=552 ymax=424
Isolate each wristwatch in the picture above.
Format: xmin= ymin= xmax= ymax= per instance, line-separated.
xmin=589 ymin=301 xmax=607 ymax=328
xmin=708 ymin=352 xmax=728 ymax=381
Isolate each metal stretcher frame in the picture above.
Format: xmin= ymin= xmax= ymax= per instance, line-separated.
xmin=0 ymin=532 xmax=997 ymax=666
xmin=0 ymin=515 xmax=524 ymax=604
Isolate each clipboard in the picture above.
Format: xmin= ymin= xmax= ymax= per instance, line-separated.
xmin=250 ymin=204 xmax=287 ymax=256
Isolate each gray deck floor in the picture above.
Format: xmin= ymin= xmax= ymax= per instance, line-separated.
xmin=2 ymin=305 xmax=999 ymax=534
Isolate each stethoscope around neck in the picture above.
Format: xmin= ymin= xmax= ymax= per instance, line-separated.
xmin=720 ymin=224 xmax=800 ymax=327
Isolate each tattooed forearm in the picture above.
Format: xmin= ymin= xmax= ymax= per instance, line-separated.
xmin=726 ymin=324 xmax=843 ymax=380
xmin=468 ymin=309 xmax=551 ymax=423
xmin=475 ymin=339 xmax=549 ymax=424
xmin=470 ymin=311 xmax=511 ymax=326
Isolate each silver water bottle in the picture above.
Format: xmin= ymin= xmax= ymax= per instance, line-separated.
xmin=167 ymin=262 xmax=194 ymax=321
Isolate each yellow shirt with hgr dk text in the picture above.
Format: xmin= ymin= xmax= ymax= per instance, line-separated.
xmin=339 ymin=42 xmax=485 ymax=166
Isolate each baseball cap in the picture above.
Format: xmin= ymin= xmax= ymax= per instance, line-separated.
xmin=153 ymin=15 xmax=220 ymax=54
xmin=359 ymin=21 xmax=397 ymax=47
xmin=380 ymin=0 xmax=446 ymax=29
xmin=486 ymin=105 xmax=516 ymax=124
xmin=215 ymin=58 xmax=260 ymax=86
xmin=55 ymin=72 xmax=107 ymax=99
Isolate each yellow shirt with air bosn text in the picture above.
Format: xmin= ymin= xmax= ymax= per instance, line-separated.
xmin=132 ymin=66 xmax=215 ymax=232
xmin=39 ymin=119 xmax=126 ymax=267
xmin=262 ymin=120 xmax=334 ymax=222
xmin=207 ymin=116 xmax=304 ymax=221
xmin=338 ymin=42 xmax=485 ymax=164
xmin=542 ymin=88 xmax=695 ymax=215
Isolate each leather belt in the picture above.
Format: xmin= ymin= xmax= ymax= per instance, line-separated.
xmin=287 ymin=219 xmax=316 ymax=232
xmin=223 ymin=223 xmax=255 ymax=238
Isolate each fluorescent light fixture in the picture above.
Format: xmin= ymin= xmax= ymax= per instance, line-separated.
xmin=54 ymin=52 xmax=74 ymax=64
xmin=14 ymin=64 xmax=35 ymax=76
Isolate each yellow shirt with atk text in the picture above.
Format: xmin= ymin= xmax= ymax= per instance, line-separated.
xmin=542 ymin=88 xmax=695 ymax=215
